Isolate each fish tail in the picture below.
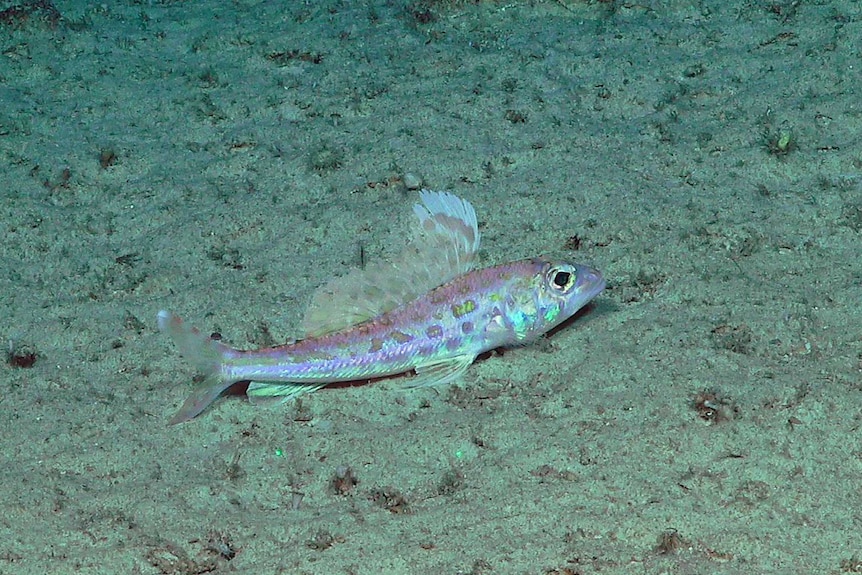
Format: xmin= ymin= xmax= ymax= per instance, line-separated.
xmin=157 ymin=310 xmax=237 ymax=424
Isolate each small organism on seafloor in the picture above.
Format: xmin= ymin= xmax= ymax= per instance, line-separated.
xmin=158 ymin=190 xmax=605 ymax=423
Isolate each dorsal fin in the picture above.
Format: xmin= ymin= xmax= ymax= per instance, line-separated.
xmin=301 ymin=190 xmax=480 ymax=337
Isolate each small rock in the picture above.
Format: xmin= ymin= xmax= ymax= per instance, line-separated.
xmin=403 ymin=172 xmax=422 ymax=190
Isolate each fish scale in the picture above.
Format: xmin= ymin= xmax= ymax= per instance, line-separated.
xmin=158 ymin=191 xmax=605 ymax=424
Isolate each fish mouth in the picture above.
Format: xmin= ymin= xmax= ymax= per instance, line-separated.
xmin=578 ymin=265 xmax=606 ymax=300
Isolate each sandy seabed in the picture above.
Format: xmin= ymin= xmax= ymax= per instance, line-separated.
xmin=1 ymin=0 xmax=860 ymax=573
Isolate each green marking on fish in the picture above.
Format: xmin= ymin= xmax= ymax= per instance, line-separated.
xmin=451 ymin=300 xmax=476 ymax=319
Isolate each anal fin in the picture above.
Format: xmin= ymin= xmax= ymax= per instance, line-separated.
xmin=246 ymin=381 xmax=328 ymax=405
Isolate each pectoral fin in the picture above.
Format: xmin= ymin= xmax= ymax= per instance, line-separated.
xmin=401 ymin=354 xmax=476 ymax=389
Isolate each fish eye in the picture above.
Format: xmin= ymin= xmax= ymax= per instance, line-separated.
xmin=548 ymin=266 xmax=575 ymax=292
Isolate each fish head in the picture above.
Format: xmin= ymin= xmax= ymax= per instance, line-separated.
xmin=504 ymin=258 xmax=605 ymax=342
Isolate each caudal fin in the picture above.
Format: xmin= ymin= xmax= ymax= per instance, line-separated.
xmin=157 ymin=310 xmax=237 ymax=424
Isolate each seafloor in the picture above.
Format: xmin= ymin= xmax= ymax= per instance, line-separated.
xmin=1 ymin=0 xmax=860 ymax=573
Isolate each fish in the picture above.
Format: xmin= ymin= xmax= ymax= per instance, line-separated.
xmin=157 ymin=190 xmax=605 ymax=424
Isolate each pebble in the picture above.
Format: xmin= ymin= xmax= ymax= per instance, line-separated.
xmin=403 ymin=172 xmax=422 ymax=190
